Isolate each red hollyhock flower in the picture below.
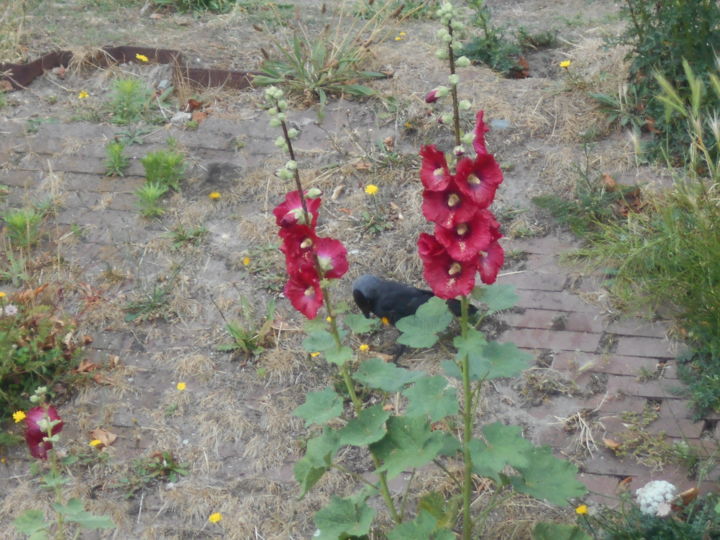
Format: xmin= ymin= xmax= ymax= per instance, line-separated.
xmin=455 ymin=153 xmax=503 ymax=209
xmin=435 ymin=210 xmax=495 ymax=261
xmin=273 ymin=191 xmax=321 ymax=228
xmin=24 ymin=406 xmax=63 ymax=460
xmin=473 ymin=110 xmax=489 ymax=156
xmin=420 ymin=145 xmax=452 ymax=191
xmin=284 ymin=270 xmax=324 ymax=319
xmin=417 ymin=234 xmax=478 ymax=299
xmin=280 ymin=225 xmax=318 ymax=276
xmin=478 ymin=240 xmax=504 ymax=284
xmin=422 ymin=183 xmax=478 ymax=229
xmin=314 ymin=237 xmax=348 ymax=279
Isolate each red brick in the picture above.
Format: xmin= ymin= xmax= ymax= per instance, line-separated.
xmin=592 ymin=395 xmax=648 ymax=415
xmin=606 ymin=375 xmax=682 ymax=399
xmin=606 ymin=317 xmax=669 ymax=339
xmin=496 ymin=272 xmax=567 ymax=291
xmin=502 ymin=328 xmax=601 ymax=352
xmin=578 ymin=472 xmax=625 ymax=498
xmin=591 ymin=355 xmax=668 ymax=377
xmin=645 ymin=417 xmax=705 ymax=439
xmin=660 ymin=399 xmax=695 ymax=420
xmin=504 ymin=309 xmax=605 ymax=333
xmin=515 ymin=289 xmax=598 ymax=313
xmin=582 ymin=454 xmax=655 ymax=477
xmin=615 ymin=336 xmax=677 ymax=358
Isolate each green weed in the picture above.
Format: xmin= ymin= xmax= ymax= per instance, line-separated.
xmin=141 ymin=149 xmax=185 ymax=191
xmin=134 ymin=182 xmax=168 ymax=219
xmin=109 ymin=78 xmax=152 ymax=125
xmin=152 ymin=0 xmax=235 ymax=13
xmin=116 ymin=451 xmax=189 ymax=498
xmin=168 ymin=225 xmax=207 ymax=250
xmin=253 ymin=13 xmax=386 ymax=106
xmin=216 ymin=298 xmax=275 ymax=358
xmin=105 ymin=140 xmax=129 ymax=176
xmin=3 ymin=207 xmax=44 ymax=247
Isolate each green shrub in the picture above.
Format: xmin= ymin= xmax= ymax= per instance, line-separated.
xmin=3 ymin=207 xmax=44 ymax=247
xmin=0 ymin=292 xmax=84 ymax=415
xmin=612 ymin=0 xmax=720 ymax=161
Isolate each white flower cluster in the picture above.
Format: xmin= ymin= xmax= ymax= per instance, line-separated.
xmin=635 ymin=480 xmax=677 ymax=516
xmin=1 ymin=304 xmax=18 ymax=317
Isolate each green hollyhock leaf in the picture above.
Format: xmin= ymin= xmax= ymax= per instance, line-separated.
xmin=354 ymin=357 xmax=421 ymax=393
xmin=52 ymin=498 xmax=114 ymax=529
xmin=13 ymin=510 xmax=48 ymax=538
xmin=303 ymin=329 xmax=335 ymax=353
xmin=468 ymin=423 xmax=534 ymax=482
xmin=511 ymin=446 xmax=587 ymax=506
xmin=402 ymin=375 xmax=458 ymax=421
xmin=293 ymin=388 xmax=343 ymax=426
xmin=325 ymin=345 xmax=353 ymax=366
xmin=472 ymin=283 xmax=518 ymax=314
xmin=448 ymin=332 xmax=531 ymax=381
xmin=344 ymin=313 xmax=378 ymax=334
xmin=396 ymin=297 xmax=453 ymax=348
xmin=418 ymin=491 xmax=460 ymax=531
xmin=338 ymin=405 xmax=389 ymax=446
xmin=314 ymin=496 xmax=375 ymax=540
xmin=370 ymin=416 xmax=446 ymax=479
xmin=532 ymin=522 xmax=592 ymax=540
xmin=295 ymin=428 xmax=341 ymax=497
xmin=388 ymin=510 xmax=455 ymax=540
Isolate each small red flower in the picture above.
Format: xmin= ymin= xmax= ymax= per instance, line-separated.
xmin=455 ymin=154 xmax=503 ymax=209
xmin=24 ymin=406 xmax=63 ymax=460
xmin=273 ymin=191 xmax=321 ymax=229
xmin=478 ymin=240 xmax=504 ymax=284
xmin=284 ymin=270 xmax=324 ymax=319
xmin=418 ymin=234 xmax=478 ymax=299
xmin=435 ymin=210 xmax=495 ymax=261
xmin=420 ymin=145 xmax=452 ymax=192
xmin=425 ymin=89 xmax=440 ymax=103
xmin=314 ymin=237 xmax=348 ymax=279
xmin=473 ymin=110 xmax=490 ymax=156
xmin=280 ymin=224 xmax=318 ymax=276
xmin=422 ymin=183 xmax=478 ymax=229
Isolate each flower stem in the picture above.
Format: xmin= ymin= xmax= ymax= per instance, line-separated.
xmin=460 ymin=296 xmax=473 ymax=540
xmin=45 ymin=427 xmax=65 ymax=539
xmin=447 ymin=21 xmax=462 ymax=148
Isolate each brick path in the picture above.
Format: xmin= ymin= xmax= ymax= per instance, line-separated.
xmin=2 ymin=112 xmax=717 ymax=513
xmin=497 ymin=235 xmax=718 ymax=504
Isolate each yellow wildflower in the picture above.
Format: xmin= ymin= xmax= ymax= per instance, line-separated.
xmin=310 ymin=352 xmax=321 ymax=358
xmin=12 ymin=410 xmax=26 ymax=423
xmin=0 ymin=457 xmax=6 ymax=464
xmin=0 ymin=291 xmax=5 ymax=299
xmin=136 ymin=53 xmax=149 ymax=63
xmin=326 ymin=316 xmax=333 ymax=323
xmin=575 ymin=504 xmax=588 ymax=515
xmin=78 ymin=90 xmax=89 ymax=99
xmin=176 ymin=382 xmax=187 ymax=391
xmin=365 ymin=184 xmax=379 ymax=196
xmin=208 ymin=512 xmax=223 ymax=523
xmin=559 ymin=60 xmax=572 ymax=69
xmin=359 ymin=344 xmax=369 ymax=352
xmin=381 ymin=317 xmax=390 ymax=326
xmin=399 ymin=32 xmax=406 ymax=37
xmin=89 ymin=439 xmax=102 ymax=447
xmin=242 ymin=256 xmax=251 ymax=266
xmin=209 ymin=191 xmax=221 ymax=200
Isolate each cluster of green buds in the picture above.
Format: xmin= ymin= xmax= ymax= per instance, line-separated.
xmin=264 ymin=86 xmax=300 ymax=152
xmin=276 ymin=159 xmax=298 ymax=180
xmin=29 ymin=385 xmax=48 ymax=404
xmin=425 ymin=1 xmax=476 ymax=155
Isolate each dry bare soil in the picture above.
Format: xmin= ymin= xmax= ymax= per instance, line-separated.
xmin=1 ymin=1 xmax=712 ymax=538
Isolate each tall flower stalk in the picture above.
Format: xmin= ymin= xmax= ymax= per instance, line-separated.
xmin=423 ymin=3 xmax=504 ymax=537
xmin=264 ymin=87 xmax=400 ymax=523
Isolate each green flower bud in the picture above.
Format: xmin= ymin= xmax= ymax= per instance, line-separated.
xmin=287 ymin=128 xmax=299 ymax=139
xmin=441 ymin=113 xmax=453 ymax=124
xmin=461 ymin=132 xmax=474 ymax=144
xmin=274 ymin=136 xmax=286 ymax=148
xmin=306 ymin=187 xmax=322 ymax=199
xmin=267 ymin=107 xmax=278 ymax=116
xmin=436 ymin=86 xmax=449 ymax=97
xmin=277 ymin=100 xmax=288 ymax=111
xmin=277 ymin=112 xmax=286 ymax=121
xmin=459 ymin=99 xmax=471 ymax=110
xmin=455 ymin=55 xmax=471 ymax=67
xmin=269 ymin=117 xmax=281 ymax=127
xmin=285 ymin=160 xmax=297 ymax=170
xmin=451 ymin=40 xmax=463 ymax=52
xmin=436 ymin=48 xmax=449 ymax=60
xmin=448 ymin=74 xmax=459 ymax=85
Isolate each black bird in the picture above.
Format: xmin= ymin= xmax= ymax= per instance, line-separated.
xmin=352 ymin=274 xmax=474 ymax=325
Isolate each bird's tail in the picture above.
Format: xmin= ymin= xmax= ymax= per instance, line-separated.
xmin=446 ymin=298 xmax=478 ymax=318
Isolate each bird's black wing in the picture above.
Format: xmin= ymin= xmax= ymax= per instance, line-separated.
xmin=372 ymin=283 xmax=434 ymax=324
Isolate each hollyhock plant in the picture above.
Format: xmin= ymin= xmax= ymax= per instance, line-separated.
xmin=455 ymin=153 xmax=503 ymax=209
xmin=422 ymin=183 xmax=478 ymax=229
xmin=284 ymin=267 xmax=324 ymax=319
xmin=434 ymin=210 xmax=495 ymax=262
xmin=24 ymin=405 xmax=63 ymax=460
